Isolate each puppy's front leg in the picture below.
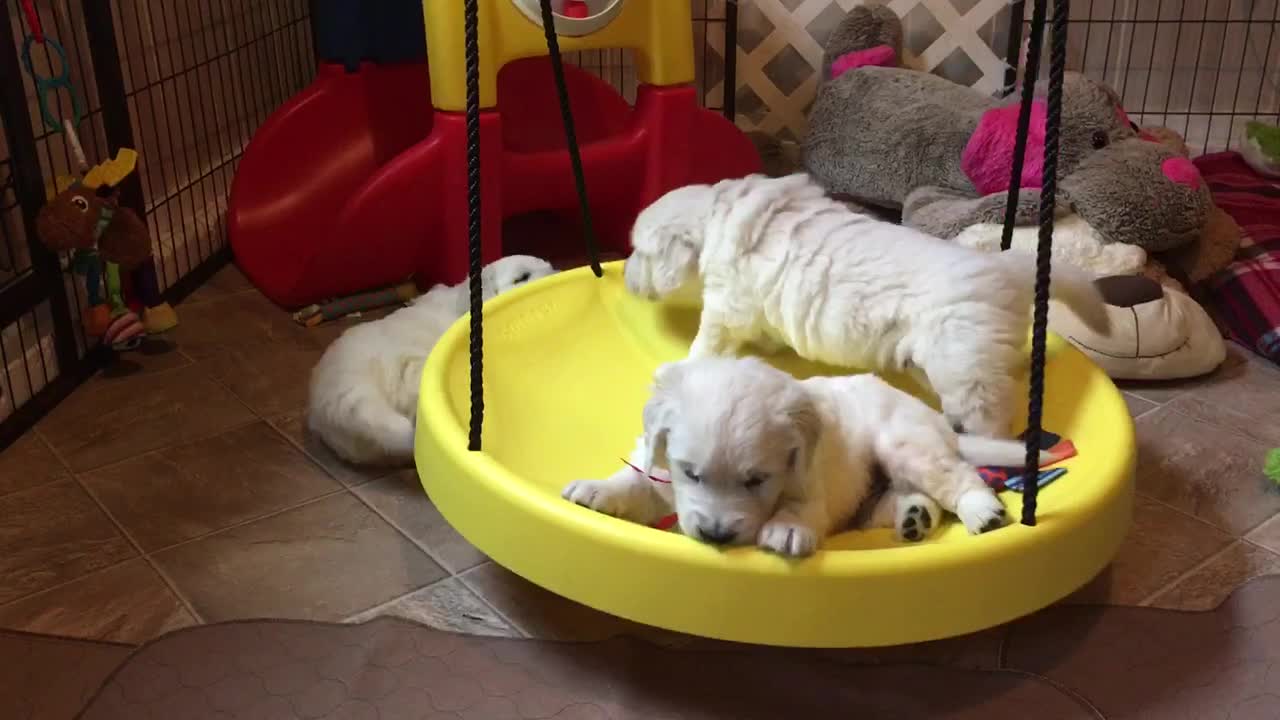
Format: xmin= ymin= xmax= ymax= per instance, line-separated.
xmin=688 ymin=324 xmax=736 ymax=358
xmin=688 ymin=305 xmax=744 ymax=358
xmin=758 ymin=497 xmax=826 ymax=558
xmin=563 ymin=462 xmax=673 ymax=527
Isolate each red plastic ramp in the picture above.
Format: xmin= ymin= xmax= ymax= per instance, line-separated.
xmin=228 ymin=62 xmax=434 ymax=308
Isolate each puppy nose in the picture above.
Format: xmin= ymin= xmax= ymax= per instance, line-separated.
xmin=1161 ymin=157 xmax=1202 ymax=190
xmin=697 ymin=525 xmax=737 ymax=545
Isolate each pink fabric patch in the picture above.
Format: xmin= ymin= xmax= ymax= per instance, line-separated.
xmin=830 ymin=45 xmax=897 ymax=78
xmin=1161 ymin=156 xmax=1202 ymax=189
xmin=962 ymin=101 xmax=1047 ymax=195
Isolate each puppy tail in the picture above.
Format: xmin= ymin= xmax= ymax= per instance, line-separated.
xmin=957 ymin=435 xmax=1051 ymax=468
xmin=1001 ymin=250 xmax=1112 ymax=335
xmin=308 ymin=388 xmax=416 ymax=466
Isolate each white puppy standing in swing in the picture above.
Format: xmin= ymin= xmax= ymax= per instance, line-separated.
xmin=624 ymin=173 xmax=1109 ymax=439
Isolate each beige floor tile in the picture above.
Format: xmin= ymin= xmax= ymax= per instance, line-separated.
xmin=183 ymin=263 xmax=255 ymax=305
xmin=1123 ymin=393 xmax=1158 ymax=420
xmin=1166 ymin=354 xmax=1280 ymax=447
xmin=1147 ymin=540 xmax=1280 ymax=611
xmin=0 ymin=480 xmax=137 ymax=605
xmin=0 ymin=433 xmax=68 ymax=498
xmin=82 ymin=422 xmax=342 ymax=551
xmin=269 ymin=410 xmax=395 ymax=487
xmin=1135 ymin=405 xmax=1280 ymax=535
xmin=38 ymin=363 xmax=256 ymax=472
xmin=200 ymin=343 xmax=325 ymax=417
xmin=1248 ymin=513 xmax=1280 ymax=554
xmin=462 ymin=562 xmax=678 ymax=643
xmin=0 ymin=559 xmax=195 ymax=644
xmin=346 ymin=577 xmax=516 ymax=637
xmin=1065 ymin=494 xmax=1234 ymax=605
xmin=169 ymin=292 xmax=318 ymax=360
xmin=94 ymin=338 xmax=192 ymax=381
xmin=354 ymin=472 xmax=489 ymax=573
xmin=152 ymin=493 xmax=445 ymax=622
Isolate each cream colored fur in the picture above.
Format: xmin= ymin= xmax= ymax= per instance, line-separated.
xmin=307 ymin=256 xmax=554 ymax=466
xmin=623 ymin=173 xmax=1111 ymax=438
xmin=563 ymin=357 xmax=1031 ymax=557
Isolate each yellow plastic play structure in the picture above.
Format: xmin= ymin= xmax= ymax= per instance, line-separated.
xmin=416 ymin=263 xmax=1137 ymax=647
xmin=424 ymin=0 xmax=695 ymax=111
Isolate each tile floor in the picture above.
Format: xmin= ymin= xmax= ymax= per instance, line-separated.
xmin=2 ymin=263 xmax=1280 ymax=650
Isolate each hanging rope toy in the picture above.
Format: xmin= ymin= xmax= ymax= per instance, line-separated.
xmin=18 ymin=2 xmax=82 ymax=133
xmin=465 ymin=0 xmax=607 ymax=451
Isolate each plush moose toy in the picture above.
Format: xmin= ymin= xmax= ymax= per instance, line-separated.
xmin=36 ymin=148 xmax=177 ymax=350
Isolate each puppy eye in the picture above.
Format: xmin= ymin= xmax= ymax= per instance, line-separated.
xmin=514 ymin=271 xmax=532 ymax=284
xmin=680 ymin=464 xmax=701 ymax=483
xmin=743 ymin=474 xmax=768 ymax=489
xmin=71 ymin=196 xmax=90 ymax=212
xmin=1091 ymin=130 xmax=1109 ymax=149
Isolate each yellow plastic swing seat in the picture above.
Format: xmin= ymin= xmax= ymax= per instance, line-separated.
xmin=415 ymin=261 xmax=1136 ymax=648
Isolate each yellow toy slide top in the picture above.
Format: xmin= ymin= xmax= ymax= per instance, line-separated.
xmin=425 ymin=0 xmax=695 ymax=112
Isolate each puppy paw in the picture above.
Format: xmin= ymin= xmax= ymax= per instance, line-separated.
xmin=562 ymin=479 xmax=635 ymax=519
xmin=757 ymin=519 xmax=819 ymax=558
xmin=956 ymin=488 xmax=1008 ymax=535
xmin=895 ymin=492 xmax=940 ymax=542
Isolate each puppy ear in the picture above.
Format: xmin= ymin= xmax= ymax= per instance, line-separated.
xmin=651 ymin=240 xmax=698 ymax=296
xmin=639 ymin=362 xmax=683 ymax=472
xmin=782 ymin=390 xmax=822 ymax=477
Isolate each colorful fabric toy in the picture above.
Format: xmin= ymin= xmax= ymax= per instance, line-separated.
xmin=976 ymin=429 xmax=1075 ymax=493
xmin=36 ymin=146 xmax=177 ymax=349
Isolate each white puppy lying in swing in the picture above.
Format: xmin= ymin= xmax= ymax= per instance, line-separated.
xmin=623 ymin=173 xmax=1110 ymax=438
xmin=564 ymin=356 xmax=1044 ymax=556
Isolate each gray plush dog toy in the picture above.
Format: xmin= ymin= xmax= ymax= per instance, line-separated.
xmin=805 ymin=5 xmax=1210 ymax=252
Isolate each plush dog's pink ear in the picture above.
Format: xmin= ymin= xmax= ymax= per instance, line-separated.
xmin=961 ymin=100 xmax=1047 ymax=195
xmin=829 ymin=44 xmax=897 ymax=78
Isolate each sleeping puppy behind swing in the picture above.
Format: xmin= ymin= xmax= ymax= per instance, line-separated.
xmin=563 ymin=357 xmax=1045 ymax=557
xmin=623 ymin=173 xmax=1111 ymax=438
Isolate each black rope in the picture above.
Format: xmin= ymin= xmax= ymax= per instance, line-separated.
xmin=1021 ymin=0 xmax=1069 ymax=527
xmin=465 ymin=0 xmax=484 ymax=451
xmin=999 ymin=0 xmax=1048 ymax=252
xmin=538 ymin=0 xmax=603 ymax=277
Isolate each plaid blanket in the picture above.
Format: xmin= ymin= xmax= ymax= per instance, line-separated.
xmin=1197 ymin=152 xmax=1280 ymax=365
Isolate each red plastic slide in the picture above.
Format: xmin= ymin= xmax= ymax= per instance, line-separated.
xmin=230 ymin=59 xmax=759 ymax=309
xmin=228 ymin=62 xmax=434 ymax=308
